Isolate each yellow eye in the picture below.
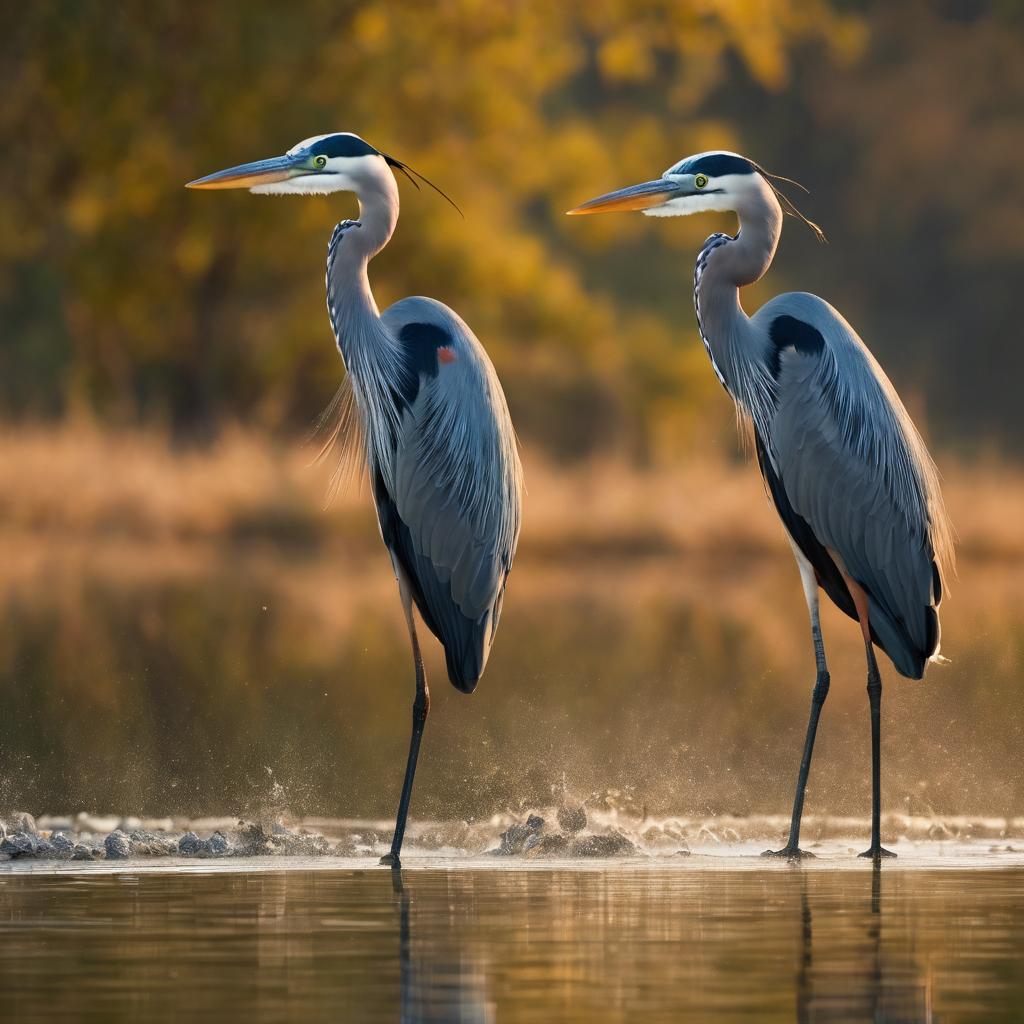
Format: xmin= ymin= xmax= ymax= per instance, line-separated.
xmin=694 ymin=174 xmax=708 ymax=189
xmin=314 ymin=155 xmax=327 ymax=168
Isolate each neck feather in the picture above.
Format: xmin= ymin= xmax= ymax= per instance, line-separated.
xmin=694 ymin=179 xmax=782 ymax=442
xmin=325 ymin=171 xmax=405 ymax=486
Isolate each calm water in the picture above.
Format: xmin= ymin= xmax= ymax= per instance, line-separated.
xmin=1 ymin=865 xmax=1022 ymax=1022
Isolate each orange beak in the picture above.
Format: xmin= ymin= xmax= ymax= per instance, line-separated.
xmin=186 ymin=154 xmax=308 ymax=190
xmin=567 ymin=178 xmax=682 ymax=215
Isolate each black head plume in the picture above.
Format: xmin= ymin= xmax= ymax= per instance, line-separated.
xmin=382 ymin=154 xmax=464 ymax=218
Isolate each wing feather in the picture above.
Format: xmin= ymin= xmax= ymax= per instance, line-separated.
xmin=769 ymin=338 xmax=941 ymax=678
xmin=378 ymin=297 xmax=522 ymax=692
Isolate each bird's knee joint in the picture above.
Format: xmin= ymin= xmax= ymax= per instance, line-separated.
xmin=812 ymin=672 xmax=830 ymax=704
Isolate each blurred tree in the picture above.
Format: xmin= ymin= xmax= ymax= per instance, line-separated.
xmin=700 ymin=0 xmax=1024 ymax=455
xmin=0 ymin=0 xmax=856 ymax=454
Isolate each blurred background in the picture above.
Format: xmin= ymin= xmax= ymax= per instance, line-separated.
xmin=1 ymin=0 xmax=1023 ymax=827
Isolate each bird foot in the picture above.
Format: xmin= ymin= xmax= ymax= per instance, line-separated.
xmin=379 ymin=851 xmax=401 ymax=868
xmin=857 ymin=846 xmax=896 ymax=860
xmin=761 ymin=846 xmax=815 ymax=860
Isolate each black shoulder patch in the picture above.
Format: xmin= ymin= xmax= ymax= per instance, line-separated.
xmin=684 ymin=153 xmax=754 ymax=178
xmin=308 ymin=134 xmax=379 ymax=159
xmin=396 ymin=322 xmax=450 ymax=406
xmin=767 ymin=315 xmax=826 ymax=379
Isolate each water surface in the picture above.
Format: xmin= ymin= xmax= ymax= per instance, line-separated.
xmin=2 ymin=865 xmax=1022 ymax=1022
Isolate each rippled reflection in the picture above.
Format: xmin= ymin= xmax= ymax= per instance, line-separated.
xmin=797 ymin=868 xmax=933 ymax=1023
xmin=1 ymin=866 xmax=1022 ymax=1021
xmin=392 ymin=867 xmax=493 ymax=1024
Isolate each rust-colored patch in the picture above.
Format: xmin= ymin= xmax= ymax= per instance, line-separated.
xmin=438 ymin=347 xmax=456 ymax=364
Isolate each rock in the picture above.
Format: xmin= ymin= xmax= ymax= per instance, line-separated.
xmin=499 ymin=814 xmax=545 ymax=855
xmin=233 ymin=822 xmax=275 ymax=856
xmin=569 ymin=833 xmax=635 ymax=858
xmin=1 ymin=833 xmax=53 ymax=859
xmin=104 ymin=830 xmax=132 ymax=860
xmin=51 ymin=832 xmax=75 ymax=859
xmin=178 ymin=831 xmax=207 ymax=856
xmin=232 ymin=821 xmax=329 ymax=857
xmin=206 ymin=831 xmax=230 ymax=855
xmin=72 ymin=842 xmax=105 ymax=861
xmin=557 ymin=804 xmax=587 ymax=835
xmin=130 ymin=830 xmax=176 ymax=857
xmin=178 ymin=830 xmax=230 ymax=857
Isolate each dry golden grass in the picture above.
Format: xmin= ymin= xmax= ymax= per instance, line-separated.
xmin=0 ymin=423 xmax=1022 ymax=567
xmin=1 ymin=422 xmax=1020 ymax=659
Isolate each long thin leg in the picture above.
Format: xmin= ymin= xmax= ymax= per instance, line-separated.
xmin=764 ymin=543 xmax=830 ymax=859
xmin=380 ymin=575 xmax=430 ymax=868
xmin=841 ymin=571 xmax=896 ymax=862
xmin=858 ymin=637 xmax=894 ymax=860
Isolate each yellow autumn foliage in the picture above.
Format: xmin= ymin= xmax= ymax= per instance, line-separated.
xmin=0 ymin=0 xmax=862 ymax=457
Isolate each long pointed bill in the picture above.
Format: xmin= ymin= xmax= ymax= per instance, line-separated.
xmin=567 ymin=178 xmax=682 ymax=215
xmin=186 ymin=154 xmax=309 ymax=190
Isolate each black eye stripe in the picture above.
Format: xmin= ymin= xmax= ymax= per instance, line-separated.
xmin=308 ymin=134 xmax=379 ymax=159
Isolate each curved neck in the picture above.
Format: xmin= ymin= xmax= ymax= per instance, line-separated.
xmin=694 ymin=176 xmax=782 ymax=438
xmin=326 ymin=168 xmax=400 ymax=364
xmin=325 ymin=167 xmax=404 ymax=486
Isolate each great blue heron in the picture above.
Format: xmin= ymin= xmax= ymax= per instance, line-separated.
xmin=569 ymin=151 xmax=953 ymax=861
xmin=187 ymin=133 xmax=522 ymax=868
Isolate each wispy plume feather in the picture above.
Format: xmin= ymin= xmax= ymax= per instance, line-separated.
xmin=308 ymin=374 xmax=367 ymax=505
xmin=751 ymin=161 xmax=827 ymax=244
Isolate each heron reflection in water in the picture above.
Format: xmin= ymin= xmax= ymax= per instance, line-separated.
xmin=391 ymin=867 xmax=494 ymax=1024
xmin=188 ymin=134 xmax=522 ymax=868
xmin=797 ymin=867 xmax=934 ymax=1022
xmin=570 ymin=153 xmax=954 ymax=861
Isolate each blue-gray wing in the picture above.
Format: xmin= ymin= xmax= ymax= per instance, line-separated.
xmin=754 ymin=294 xmax=952 ymax=679
xmin=376 ymin=297 xmax=522 ymax=694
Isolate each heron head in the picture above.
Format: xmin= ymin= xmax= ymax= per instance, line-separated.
xmin=186 ymin=132 xmax=393 ymax=195
xmin=568 ymin=150 xmax=825 ymax=241
xmin=567 ymin=151 xmax=764 ymax=218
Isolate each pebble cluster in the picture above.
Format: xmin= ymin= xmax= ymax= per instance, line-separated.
xmin=0 ymin=813 xmax=340 ymax=862
xmin=492 ymin=806 xmax=640 ymax=858
xmin=0 ymin=806 xmax=654 ymax=863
